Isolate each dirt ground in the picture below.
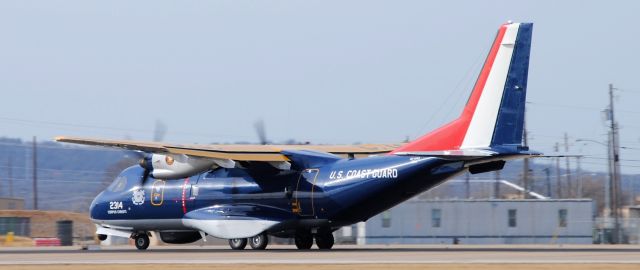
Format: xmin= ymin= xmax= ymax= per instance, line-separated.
xmin=1 ymin=264 xmax=639 ymax=270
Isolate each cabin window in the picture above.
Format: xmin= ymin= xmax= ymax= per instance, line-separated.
xmin=431 ymin=209 xmax=442 ymax=228
xmin=558 ymin=209 xmax=568 ymax=227
xmin=508 ymin=209 xmax=517 ymax=227
xmin=382 ymin=211 xmax=391 ymax=228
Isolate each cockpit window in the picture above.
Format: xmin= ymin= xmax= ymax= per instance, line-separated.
xmin=107 ymin=176 xmax=128 ymax=192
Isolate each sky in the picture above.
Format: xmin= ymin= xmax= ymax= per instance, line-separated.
xmin=1 ymin=0 xmax=639 ymax=173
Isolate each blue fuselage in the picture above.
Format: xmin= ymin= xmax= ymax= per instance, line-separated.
xmin=90 ymin=155 xmax=465 ymax=234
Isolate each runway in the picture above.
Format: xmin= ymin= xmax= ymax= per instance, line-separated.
xmin=1 ymin=244 xmax=639 ymax=266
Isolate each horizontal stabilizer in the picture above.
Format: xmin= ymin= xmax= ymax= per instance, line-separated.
xmin=394 ymin=149 xmax=497 ymax=158
xmin=529 ymin=154 xmax=582 ymax=158
xmin=394 ymin=148 xmax=542 ymax=162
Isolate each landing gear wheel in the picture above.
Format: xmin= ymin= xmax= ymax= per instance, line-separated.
xmin=249 ymin=233 xmax=269 ymax=250
xmin=229 ymin=238 xmax=248 ymax=250
xmin=134 ymin=233 xmax=150 ymax=250
xmin=315 ymin=232 xmax=334 ymax=250
xmin=294 ymin=232 xmax=313 ymax=250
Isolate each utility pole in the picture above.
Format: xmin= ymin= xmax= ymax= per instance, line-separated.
xmin=32 ymin=136 xmax=38 ymax=210
xmin=555 ymin=143 xmax=561 ymax=198
xmin=608 ymin=83 xmax=622 ymax=244
xmin=576 ymin=156 xmax=583 ymax=198
xmin=7 ymin=157 xmax=13 ymax=198
xmin=522 ymin=129 xmax=530 ymax=199
xmin=604 ymin=131 xmax=612 ymax=242
xmin=564 ymin=133 xmax=572 ymax=197
xmin=543 ymin=168 xmax=551 ymax=198
xmin=633 ymin=175 xmax=638 ymax=206
xmin=494 ymin=171 xmax=501 ymax=199
xmin=465 ymin=173 xmax=470 ymax=199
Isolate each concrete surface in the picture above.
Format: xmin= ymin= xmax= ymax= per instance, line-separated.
xmin=0 ymin=244 xmax=639 ymax=265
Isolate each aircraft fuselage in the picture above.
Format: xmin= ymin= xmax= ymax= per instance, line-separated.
xmin=91 ymin=155 xmax=464 ymax=236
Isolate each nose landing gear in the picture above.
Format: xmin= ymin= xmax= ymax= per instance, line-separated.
xmin=133 ymin=233 xmax=150 ymax=250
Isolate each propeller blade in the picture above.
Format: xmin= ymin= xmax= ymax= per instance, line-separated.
xmin=254 ymin=119 xmax=268 ymax=145
xmin=154 ymin=119 xmax=168 ymax=142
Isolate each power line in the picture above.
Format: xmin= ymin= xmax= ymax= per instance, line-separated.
xmin=1 ymin=177 xmax=113 ymax=183
xmin=0 ymin=165 xmax=117 ymax=174
xmin=414 ymin=39 xmax=488 ymax=137
xmin=582 ymin=156 xmax=640 ymax=163
xmin=0 ymin=141 xmax=124 ymax=151
xmin=528 ymin=101 xmax=640 ymax=115
xmin=528 ymin=101 xmax=602 ymax=111
xmin=0 ymin=115 xmax=255 ymax=141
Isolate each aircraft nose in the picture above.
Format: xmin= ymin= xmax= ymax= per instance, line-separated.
xmin=89 ymin=193 xmax=102 ymax=219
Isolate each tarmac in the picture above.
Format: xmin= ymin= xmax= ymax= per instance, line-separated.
xmin=0 ymin=244 xmax=639 ymax=265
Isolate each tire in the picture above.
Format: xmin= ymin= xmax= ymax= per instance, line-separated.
xmin=97 ymin=234 xmax=107 ymax=241
xmin=315 ymin=232 xmax=334 ymax=250
xmin=249 ymin=233 xmax=269 ymax=250
xmin=134 ymin=233 xmax=150 ymax=250
xmin=229 ymin=238 xmax=248 ymax=250
xmin=294 ymin=232 xmax=313 ymax=250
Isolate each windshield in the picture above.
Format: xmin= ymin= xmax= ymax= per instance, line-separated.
xmin=107 ymin=175 xmax=128 ymax=192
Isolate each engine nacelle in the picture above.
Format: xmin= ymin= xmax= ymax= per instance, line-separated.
xmin=140 ymin=153 xmax=218 ymax=179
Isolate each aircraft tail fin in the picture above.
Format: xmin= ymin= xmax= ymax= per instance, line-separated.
xmin=392 ymin=22 xmax=533 ymax=154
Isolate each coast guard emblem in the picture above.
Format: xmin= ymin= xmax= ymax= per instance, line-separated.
xmin=132 ymin=189 xmax=145 ymax=205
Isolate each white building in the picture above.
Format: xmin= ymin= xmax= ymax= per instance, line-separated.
xmin=360 ymin=199 xmax=594 ymax=244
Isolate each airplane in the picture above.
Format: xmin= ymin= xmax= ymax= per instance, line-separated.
xmin=56 ymin=22 xmax=536 ymax=250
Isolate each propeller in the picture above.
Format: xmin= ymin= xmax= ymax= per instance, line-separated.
xmin=254 ymin=119 xmax=268 ymax=145
xmin=253 ymin=119 xmax=308 ymax=145
xmin=138 ymin=153 xmax=153 ymax=184
xmin=153 ymin=119 xmax=167 ymax=142
xmin=125 ymin=119 xmax=167 ymax=179
xmin=122 ymin=119 xmax=167 ymax=163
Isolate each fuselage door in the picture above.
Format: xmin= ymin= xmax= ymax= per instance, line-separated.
xmin=292 ymin=168 xmax=319 ymax=217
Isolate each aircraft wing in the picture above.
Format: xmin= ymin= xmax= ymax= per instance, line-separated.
xmin=54 ymin=136 xmax=402 ymax=161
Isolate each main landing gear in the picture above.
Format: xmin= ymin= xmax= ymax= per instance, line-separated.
xmin=249 ymin=233 xmax=269 ymax=250
xmin=228 ymin=238 xmax=248 ymax=250
xmin=227 ymin=231 xmax=335 ymax=250
xmin=133 ymin=233 xmax=150 ymax=250
xmin=228 ymin=233 xmax=269 ymax=250
xmin=314 ymin=231 xmax=334 ymax=250
xmin=294 ymin=230 xmax=334 ymax=250
xmin=294 ymin=231 xmax=313 ymax=250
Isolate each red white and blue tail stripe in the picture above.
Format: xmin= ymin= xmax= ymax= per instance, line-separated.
xmin=392 ymin=22 xmax=533 ymax=156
